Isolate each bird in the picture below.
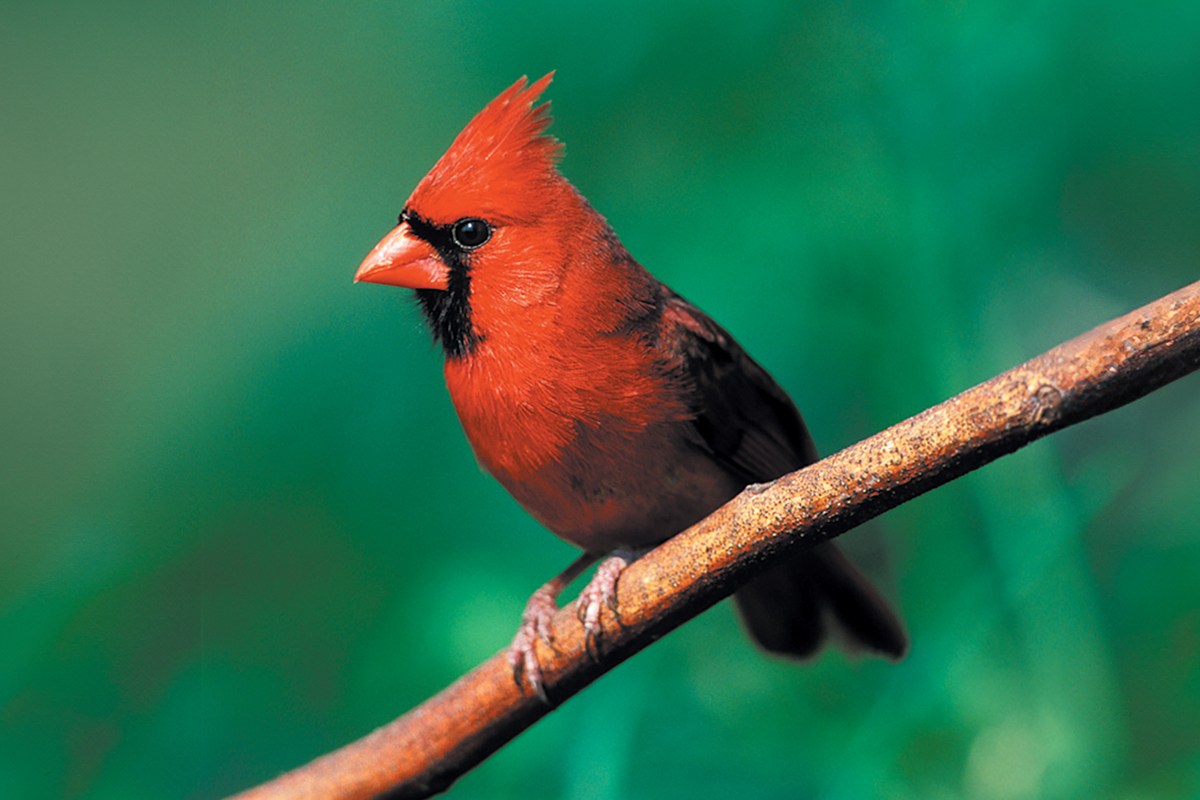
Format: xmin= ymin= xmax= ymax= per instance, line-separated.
xmin=355 ymin=74 xmax=906 ymax=698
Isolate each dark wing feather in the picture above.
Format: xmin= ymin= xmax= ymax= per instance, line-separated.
xmin=658 ymin=289 xmax=818 ymax=483
xmin=656 ymin=288 xmax=907 ymax=661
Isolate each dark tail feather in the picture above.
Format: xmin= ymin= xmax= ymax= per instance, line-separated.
xmin=734 ymin=541 xmax=908 ymax=660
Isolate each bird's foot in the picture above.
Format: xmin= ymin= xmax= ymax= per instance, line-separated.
xmin=576 ymin=549 xmax=639 ymax=661
xmin=506 ymin=552 xmax=599 ymax=703
xmin=507 ymin=585 xmax=561 ymax=703
xmin=507 ymin=549 xmax=643 ymax=701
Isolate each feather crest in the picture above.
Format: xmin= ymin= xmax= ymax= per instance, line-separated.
xmin=409 ymin=73 xmax=565 ymax=224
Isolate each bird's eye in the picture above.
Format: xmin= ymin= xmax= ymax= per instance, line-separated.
xmin=452 ymin=218 xmax=491 ymax=249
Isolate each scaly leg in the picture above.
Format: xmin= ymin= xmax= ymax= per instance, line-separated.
xmin=507 ymin=552 xmax=599 ymax=702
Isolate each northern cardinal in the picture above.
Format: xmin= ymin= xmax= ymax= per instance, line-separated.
xmin=356 ymin=74 xmax=906 ymax=697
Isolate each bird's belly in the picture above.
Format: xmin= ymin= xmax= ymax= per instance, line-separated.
xmin=484 ymin=422 xmax=744 ymax=554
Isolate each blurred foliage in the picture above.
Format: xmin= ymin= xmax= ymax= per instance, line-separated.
xmin=2 ymin=0 xmax=1199 ymax=798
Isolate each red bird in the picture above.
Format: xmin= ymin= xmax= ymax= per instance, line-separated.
xmin=356 ymin=74 xmax=906 ymax=697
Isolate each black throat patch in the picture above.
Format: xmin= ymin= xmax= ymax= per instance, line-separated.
xmin=403 ymin=210 xmax=479 ymax=359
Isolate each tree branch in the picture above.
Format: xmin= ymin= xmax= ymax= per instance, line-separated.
xmin=229 ymin=280 xmax=1200 ymax=800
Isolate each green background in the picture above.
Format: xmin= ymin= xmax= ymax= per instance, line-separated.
xmin=3 ymin=1 xmax=1199 ymax=798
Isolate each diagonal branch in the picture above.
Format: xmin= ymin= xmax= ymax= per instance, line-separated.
xmin=230 ymin=279 xmax=1200 ymax=800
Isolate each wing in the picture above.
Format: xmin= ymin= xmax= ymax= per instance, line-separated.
xmin=657 ymin=288 xmax=818 ymax=482
xmin=655 ymin=287 xmax=908 ymax=661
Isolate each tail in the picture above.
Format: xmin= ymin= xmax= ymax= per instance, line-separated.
xmin=734 ymin=541 xmax=908 ymax=660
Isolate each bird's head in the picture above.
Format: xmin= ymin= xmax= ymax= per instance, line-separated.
xmin=357 ymin=73 xmax=614 ymax=359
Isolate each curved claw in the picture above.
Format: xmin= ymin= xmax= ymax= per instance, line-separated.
xmin=506 ymin=550 xmax=640 ymax=701
xmin=506 ymin=552 xmax=600 ymax=703
xmin=508 ymin=588 xmax=559 ymax=703
xmin=575 ymin=551 xmax=633 ymax=663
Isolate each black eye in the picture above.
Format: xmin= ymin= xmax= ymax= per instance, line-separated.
xmin=452 ymin=218 xmax=491 ymax=249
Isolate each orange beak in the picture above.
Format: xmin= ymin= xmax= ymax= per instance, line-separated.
xmin=354 ymin=223 xmax=448 ymax=290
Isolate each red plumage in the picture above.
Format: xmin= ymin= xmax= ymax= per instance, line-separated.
xmin=357 ymin=75 xmax=906 ymax=696
xmin=410 ymin=74 xmax=564 ymax=225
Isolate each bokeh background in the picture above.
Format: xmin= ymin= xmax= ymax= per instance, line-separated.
xmin=3 ymin=1 xmax=1199 ymax=798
